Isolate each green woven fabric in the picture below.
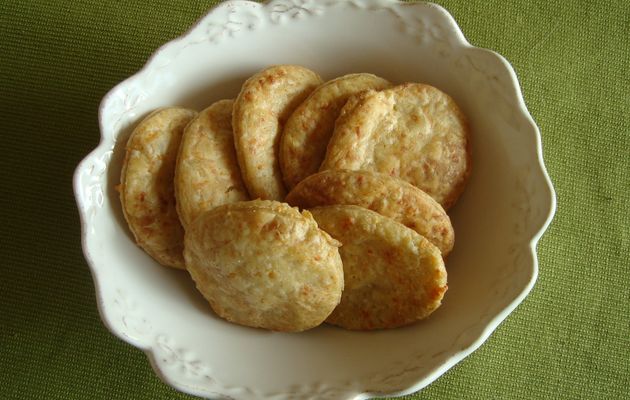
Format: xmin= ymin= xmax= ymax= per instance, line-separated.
xmin=1 ymin=0 xmax=628 ymax=399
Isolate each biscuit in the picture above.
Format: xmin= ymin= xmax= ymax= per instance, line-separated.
xmin=184 ymin=200 xmax=344 ymax=332
xmin=285 ymin=169 xmax=454 ymax=256
xmin=320 ymin=83 xmax=470 ymax=209
xmin=174 ymin=99 xmax=249 ymax=230
xmin=280 ymin=73 xmax=391 ymax=189
xmin=233 ymin=65 xmax=323 ymax=200
xmin=310 ymin=205 xmax=447 ymax=330
xmin=120 ymin=107 xmax=197 ymax=269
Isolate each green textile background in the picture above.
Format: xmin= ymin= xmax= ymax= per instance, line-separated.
xmin=1 ymin=0 xmax=628 ymax=399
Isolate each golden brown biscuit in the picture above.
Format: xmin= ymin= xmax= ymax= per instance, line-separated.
xmin=310 ymin=205 xmax=447 ymax=330
xmin=320 ymin=83 xmax=471 ymax=209
xmin=280 ymin=73 xmax=391 ymax=189
xmin=285 ymin=169 xmax=454 ymax=256
xmin=174 ymin=99 xmax=249 ymax=230
xmin=233 ymin=65 xmax=323 ymax=201
xmin=184 ymin=200 xmax=344 ymax=332
xmin=120 ymin=107 xmax=197 ymax=269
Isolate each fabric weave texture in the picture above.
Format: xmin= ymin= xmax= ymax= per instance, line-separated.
xmin=0 ymin=1 xmax=628 ymax=399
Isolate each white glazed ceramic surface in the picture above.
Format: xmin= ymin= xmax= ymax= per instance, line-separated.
xmin=73 ymin=1 xmax=556 ymax=399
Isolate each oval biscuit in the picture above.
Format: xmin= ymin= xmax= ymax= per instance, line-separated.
xmin=174 ymin=99 xmax=249 ymax=230
xmin=310 ymin=205 xmax=447 ymax=330
xmin=184 ymin=200 xmax=344 ymax=332
xmin=280 ymin=73 xmax=391 ymax=189
xmin=233 ymin=65 xmax=323 ymax=200
xmin=285 ymin=169 xmax=454 ymax=256
xmin=320 ymin=83 xmax=471 ymax=209
xmin=120 ymin=107 xmax=197 ymax=269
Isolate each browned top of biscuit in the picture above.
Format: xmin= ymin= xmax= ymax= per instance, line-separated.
xmin=320 ymin=83 xmax=471 ymax=209
xmin=286 ymin=169 xmax=454 ymax=256
xmin=280 ymin=73 xmax=391 ymax=189
xmin=310 ymin=205 xmax=447 ymax=330
xmin=174 ymin=99 xmax=248 ymax=230
xmin=233 ymin=65 xmax=323 ymax=201
xmin=184 ymin=200 xmax=344 ymax=332
xmin=120 ymin=107 xmax=197 ymax=269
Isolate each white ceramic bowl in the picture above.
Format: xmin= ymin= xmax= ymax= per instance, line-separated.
xmin=73 ymin=1 xmax=556 ymax=399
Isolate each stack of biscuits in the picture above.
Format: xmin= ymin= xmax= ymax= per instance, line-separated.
xmin=119 ymin=65 xmax=471 ymax=332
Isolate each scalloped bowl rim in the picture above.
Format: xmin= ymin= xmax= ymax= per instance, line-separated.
xmin=73 ymin=1 xmax=557 ymax=398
